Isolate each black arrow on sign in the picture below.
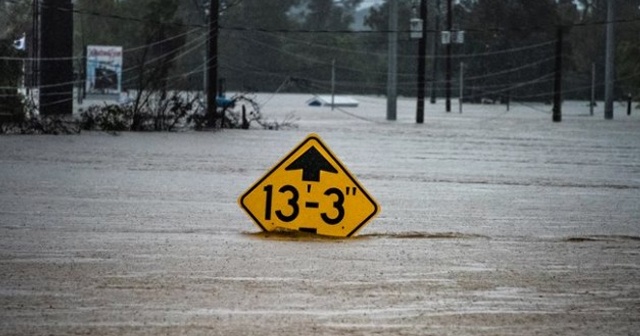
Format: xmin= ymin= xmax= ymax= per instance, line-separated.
xmin=285 ymin=146 xmax=338 ymax=182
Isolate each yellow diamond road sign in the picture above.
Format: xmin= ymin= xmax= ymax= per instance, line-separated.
xmin=239 ymin=133 xmax=380 ymax=237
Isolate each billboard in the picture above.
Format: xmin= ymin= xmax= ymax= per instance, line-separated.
xmin=86 ymin=45 xmax=122 ymax=96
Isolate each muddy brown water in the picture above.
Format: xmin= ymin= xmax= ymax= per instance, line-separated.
xmin=1 ymin=96 xmax=639 ymax=335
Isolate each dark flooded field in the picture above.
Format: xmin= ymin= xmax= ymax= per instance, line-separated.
xmin=1 ymin=95 xmax=639 ymax=335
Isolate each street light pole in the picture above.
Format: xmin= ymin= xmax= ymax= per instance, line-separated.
xmin=445 ymin=0 xmax=452 ymax=112
xmin=604 ymin=0 xmax=615 ymax=120
xmin=387 ymin=0 xmax=398 ymax=121
xmin=430 ymin=0 xmax=440 ymax=104
xmin=207 ymin=0 xmax=219 ymax=127
xmin=416 ymin=0 xmax=427 ymax=124
xmin=552 ymin=26 xmax=563 ymax=123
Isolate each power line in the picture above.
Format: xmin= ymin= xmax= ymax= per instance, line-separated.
xmin=254 ymin=29 xmax=557 ymax=60
xmin=0 ymin=27 xmax=205 ymax=62
xmin=5 ymin=67 xmax=639 ymax=106
xmin=220 ymin=17 xmax=640 ymax=34
xmin=232 ymin=33 xmax=557 ymax=85
xmin=5 ymin=2 xmax=638 ymax=108
xmin=8 ymin=0 xmax=640 ymax=34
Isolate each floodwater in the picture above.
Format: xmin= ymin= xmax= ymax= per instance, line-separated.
xmin=1 ymin=95 xmax=639 ymax=335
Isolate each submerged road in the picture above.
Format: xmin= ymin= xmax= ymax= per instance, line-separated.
xmin=1 ymin=96 xmax=639 ymax=335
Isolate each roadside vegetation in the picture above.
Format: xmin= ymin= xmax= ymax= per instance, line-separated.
xmin=0 ymin=89 xmax=297 ymax=134
xmin=1 ymin=0 xmax=638 ymax=134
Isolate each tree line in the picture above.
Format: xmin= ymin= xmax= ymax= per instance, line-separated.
xmin=2 ymin=0 xmax=639 ymax=101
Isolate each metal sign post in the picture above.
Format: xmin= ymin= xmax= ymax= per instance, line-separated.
xmin=459 ymin=62 xmax=464 ymax=114
xmin=442 ymin=30 xmax=464 ymax=114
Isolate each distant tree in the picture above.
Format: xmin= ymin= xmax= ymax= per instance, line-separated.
xmin=569 ymin=0 xmax=640 ymax=100
xmin=218 ymin=0 xmax=300 ymax=92
xmin=3 ymin=0 xmax=636 ymax=102
xmin=0 ymin=1 xmax=32 ymax=40
xmin=74 ymin=0 xmax=123 ymax=52
xmin=283 ymin=0 xmax=373 ymax=94
xmin=363 ymin=0 xmax=420 ymax=96
xmin=300 ymin=0 xmax=363 ymax=30
xmin=615 ymin=1 xmax=640 ymax=100
xmin=217 ymin=0 xmax=376 ymax=94
xmin=0 ymin=39 xmax=26 ymax=125
xmin=0 ymin=3 xmax=30 ymax=125
xmin=618 ymin=41 xmax=640 ymax=100
xmin=459 ymin=0 xmax=560 ymax=101
xmin=122 ymin=0 xmax=187 ymax=130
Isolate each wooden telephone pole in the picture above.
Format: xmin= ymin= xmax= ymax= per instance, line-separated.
xmin=207 ymin=0 xmax=219 ymax=127
xmin=416 ymin=0 xmax=427 ymax=124
xmin=445 ymin=0 xmax=452 ymax=112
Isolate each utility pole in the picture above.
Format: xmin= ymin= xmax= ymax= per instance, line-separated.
xmin=40 ymin=0 xmax=73 ymax=116
xmin=387 ymin=0 xmax=398 ymax=121
xmin=552 ymin=26 xmax=563 ymax=123
xmin=193 ymin=0 xmax=210 ymax=103
xmin=30 ymin=0 xmax=40 ymax=91
xmin=445 ymin=0 xmax=452 ymax=112
xmin=416 ymin=0 xmax=427 ymax=124
xmin=207 ymin=0 xmax=219 ymax=127
xmin=430 ymin=0 xmax=440 ymax=104
xmin=590 ymin=62 xmax=595 ymax=116
xmin=604 ymin=0 xmax=615 ymax=120
xmin=459 ymin=61 xmax=464 ymax=114
xmin=331 ymin=59 xmax=336 ymax=111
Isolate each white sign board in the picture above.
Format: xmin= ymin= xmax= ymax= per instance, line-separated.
xmin=441 ymin=31 xmax=465 ymax=45
xmin=86 ymin=45 xmax=123 ymax=97
xmin=441 ymin=31 xmax=451 ymax=44
xmin=410 ymin=18 xmax=423 ymax=39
